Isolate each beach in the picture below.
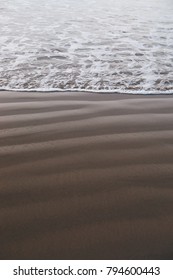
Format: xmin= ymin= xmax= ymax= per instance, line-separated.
xmin=0 ymin=91 xmax=173 ymax=260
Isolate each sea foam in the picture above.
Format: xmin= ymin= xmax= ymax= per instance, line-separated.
xmin=0 ymin=0 xmax=173 ymax=93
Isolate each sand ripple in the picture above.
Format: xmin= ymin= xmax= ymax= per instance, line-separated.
xmin=0 ymin=91 xmax=173 ymax=259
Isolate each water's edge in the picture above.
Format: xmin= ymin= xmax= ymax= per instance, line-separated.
xmin=1 ymin=87 xmax=173 ymax=95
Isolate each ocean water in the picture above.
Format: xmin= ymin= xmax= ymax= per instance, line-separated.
xmin=0 ymin=0 xmax=173 ymax=93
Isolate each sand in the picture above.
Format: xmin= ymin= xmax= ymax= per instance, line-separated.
xmin=0 ymin=91 xmax=173 ymax=260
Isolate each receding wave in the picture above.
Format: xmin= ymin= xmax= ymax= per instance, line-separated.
xmin=0 ymin=0 xmax=173 ymax=94
xmin=1 ymin=87 xmax=173 ymax=95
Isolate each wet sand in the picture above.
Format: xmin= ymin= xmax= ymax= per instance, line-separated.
xmin=0 ymin=91 xmax=173 ymax=260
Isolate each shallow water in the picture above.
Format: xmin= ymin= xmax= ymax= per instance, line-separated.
xmin=0 ymin=0 xmax=173 ymax=93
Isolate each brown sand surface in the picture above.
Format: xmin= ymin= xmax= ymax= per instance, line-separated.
xmin=0 ymin=91 xmax=173 ymax=260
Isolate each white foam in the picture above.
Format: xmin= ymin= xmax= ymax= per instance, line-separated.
xmin=0 ymin=0 xmax=173 ymax=93
xmin=1 ymin=86 xmax=173 ymax=95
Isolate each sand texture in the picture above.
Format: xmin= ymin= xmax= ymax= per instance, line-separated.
xmin=0 ymin=91 xmax=173 ymax=260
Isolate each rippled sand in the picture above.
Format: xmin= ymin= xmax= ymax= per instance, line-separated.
xmin=0 ymin=91 xmax=173 ymax=259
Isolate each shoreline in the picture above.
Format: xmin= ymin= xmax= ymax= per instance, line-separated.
xmin=1 ymin=88 xmax=173 ymax=95
xmin=0 ymin=91 xmax=173 ymax=259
